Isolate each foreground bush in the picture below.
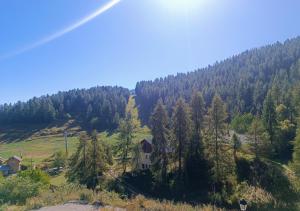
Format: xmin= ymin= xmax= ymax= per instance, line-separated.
xmin=0 ymin=176 xmax=42 ymax=205
xmin=0 ymin=184 xmax=220 ymax=211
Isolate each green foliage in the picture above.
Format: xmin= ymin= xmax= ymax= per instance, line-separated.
xmin=0 ymin=176 xmax=43 ymax=205
xmin=248 ymin=117 xmax=269 ymax=158
xmin=135 ymin=38 xmax=300 ymax=124
xmin=0 ymin=86 xmax=130 ymax=131
xmin=150 ymin=99 xmax=170 ymax=184
xmin=231 ymin=113 xmax=254 ymax=134
xmin=172 ymin=98 xmax=191 ymax=180
xmin=66 ymin=132 xmax=112 ymax=189
xmin=51 ymin=151 xmax=67 ymax=168
xmin=185 ymin=92 xmax=210 ymax=190
xmin=292 ymin=129 xmax=300 ymax=177
xmin=117 ymin=96 xmax=141 ymax=174
xmin=262 ymin=92 xmax=278 ymax=145
xmin=206 ymin=95 xmax=234 ymax=183
xmin=18 ymin=169 xmax=50 ymax=186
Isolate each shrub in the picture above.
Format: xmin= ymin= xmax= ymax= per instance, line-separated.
xmin=18 ymin=169 xmax=50 ymax=186
xmin=0 ymin=176 xmax=42 ymax=204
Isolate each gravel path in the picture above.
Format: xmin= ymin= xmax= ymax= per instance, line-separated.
xmin=35 ymin=203 xmax=99 ymax=211
xmin=34 ymin=202 xmax=125 ymax=211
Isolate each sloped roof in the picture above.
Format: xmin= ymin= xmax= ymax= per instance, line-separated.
xmin=141 ymin=139 xmax=153 ymax=153
xmin=9 ymin=156 xmax=22 ymax=162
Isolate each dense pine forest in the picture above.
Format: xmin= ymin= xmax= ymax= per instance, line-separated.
xmin=135 ymin=37 xmax=300 ymax=124
xmin=0 ymin=86 xmax=130 ymax=130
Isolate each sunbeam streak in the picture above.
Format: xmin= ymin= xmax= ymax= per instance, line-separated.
xmin=0 ymin=0 xmax=121 ymax=61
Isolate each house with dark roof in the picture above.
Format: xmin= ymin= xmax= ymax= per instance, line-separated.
xmin=137 ymin=138 xmax=174 ymax=171
xmin=138 ymin=138 xmax=153 ymax=170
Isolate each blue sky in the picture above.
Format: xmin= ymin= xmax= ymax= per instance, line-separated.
xmin=1 ymin=0 xmax=300 ymax=104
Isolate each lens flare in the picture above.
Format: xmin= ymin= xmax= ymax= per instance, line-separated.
xmin=0 ymin=0 xmax=121 ymax=61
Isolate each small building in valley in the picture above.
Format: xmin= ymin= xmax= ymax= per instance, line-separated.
xmin=7 ymin=156 xmax=22 ymax=173
xmin=0 ymin=156 xmax=22 ymax=176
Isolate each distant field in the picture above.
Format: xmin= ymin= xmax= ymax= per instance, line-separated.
xmin=0 ymin=123 xmax=150 ymax=166
xmin=0 ymin=135 xmax=79 ymax=165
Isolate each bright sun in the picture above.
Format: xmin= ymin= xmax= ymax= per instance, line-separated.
xmin=160 ymin=0 xmax=209 ymax=14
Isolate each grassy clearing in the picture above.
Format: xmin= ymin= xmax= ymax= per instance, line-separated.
xmin=0 ymin=124 xmax=150 ymax=166
xmin=50 ymin=172 xmax=67 ymax=186
xmin=0 ymin=136 xmax=79 ymax=166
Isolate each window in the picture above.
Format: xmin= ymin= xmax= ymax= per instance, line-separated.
xmin=142 ymin=164 xmax=145 ymax=169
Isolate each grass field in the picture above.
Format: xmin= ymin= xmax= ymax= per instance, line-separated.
xmin=0 ymin=123 xmax=150 ymax=166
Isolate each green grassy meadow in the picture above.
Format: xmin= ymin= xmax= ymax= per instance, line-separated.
xmin=0 ymin=124 xmax=150 ymax=166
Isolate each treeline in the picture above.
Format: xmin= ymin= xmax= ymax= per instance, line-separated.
xmin=0 ymin=86 xmax=130 ymax=130
xmin=135 ymin=37 xmax=300 ymax=124
xmin=115 ymin=90 xmax=300 ymax=207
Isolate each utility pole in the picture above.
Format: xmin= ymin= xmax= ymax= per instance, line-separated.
xmin=64 ymin=130 xmax=68 ymax=157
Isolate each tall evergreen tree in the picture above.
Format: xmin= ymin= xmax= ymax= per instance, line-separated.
xmin=66 ymin=132 xmax=112 ymax=189
xmin=262 ymin=92 xmax=278 ymax=145
xmin=185 ymin=92 xmax=209 ymax=189
xmin=117 ymin=96 xmax=141 ymax=174
xmin=190 ymin=91 xmax=205 ymax=155
xmin=248 ymin=116 xmax=266 ymax=158
xmin=172 ymin=98 xmax=191 ymax=180
xmin=150 ymin=99 xmax=170 ymax=184
xmin=66 ymin=133 xmax=90 ymax=184
xmin=206 ymin=94 xmax=233 ymax=183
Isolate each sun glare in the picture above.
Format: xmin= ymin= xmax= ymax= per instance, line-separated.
xmin=160 ymin=0 xmax=210 ymax=14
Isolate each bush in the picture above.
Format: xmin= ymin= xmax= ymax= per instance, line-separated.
xmin=0 ymin=176 xmax=42 ymax=204
xmin=79 ymin=189 xmax=94 ymax=203
xmin=18 ymin=169 xmax=50 ymax=186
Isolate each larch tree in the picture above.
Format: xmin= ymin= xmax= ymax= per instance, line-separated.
xmin=185 ymin=91 xmax=209 ymax=189
xmin=206 ymin=94 xmax=233 ymax=183
xmin=118 ymin=96 xmax=141 ymax=174
xmin=248 ymin=116 xmax=266 ymax=158
xmin=66 ymin=133 xmax=90 ymax=185
xmin=86 ymin=130 xmax=112 ymax=189
xmin=232 ymin=133 xmax=241 ymax=162
xmin=172 ymin=98 xmax=191 ymax=180
xmin=150 ymin=99 xmax=170 ymax=184
xmin=262 ymin=92 xmax=278 ymax=146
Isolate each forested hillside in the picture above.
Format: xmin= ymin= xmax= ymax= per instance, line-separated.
xmin=0 ymin=86 xmax=130 ymax=130
xmin=135 ymin=37 xmax=300 ymax=123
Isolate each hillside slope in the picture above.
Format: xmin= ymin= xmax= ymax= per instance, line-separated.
xmin=0 ymin=86 xmax=130 ymax=131
xmin=135 ymin=37 xmax=300 ymax=123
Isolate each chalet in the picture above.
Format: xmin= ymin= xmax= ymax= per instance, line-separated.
xmin=138 ymin=139 xmax=153 ymax=170
xmin=137 ymin=138 xmax=174 ymax=170
xmin=0 ymin=156 xmax=22 ymax=176
xmin=7 ymin=156 xmax=22 ymax=173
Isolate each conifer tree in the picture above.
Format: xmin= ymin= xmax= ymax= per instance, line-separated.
xmin=262 ymin=92 xmax=278 ymax=145
xmin=66 ymin=133 xmax=90 ymax=185
xmin=150 ymin=99 xmax=170 ymax=184
xmin=185 ymin=92 xmax=209 ymax=189
xmin=172 ymin=98 xmax=191 ymax=180
xmin=248 ymin=116 xmax=266 ymax=158
xmin=118 ymin=96 xmax=141 ymax=174
xmin=206 ymin=94 xmax=233 ymax=183
xmin=66 ymin=132 xmax=112 ymax=189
